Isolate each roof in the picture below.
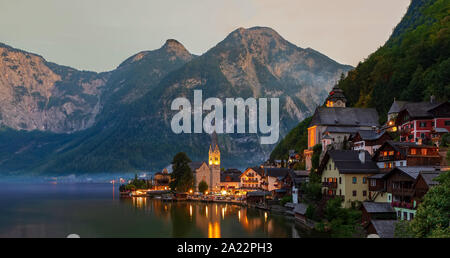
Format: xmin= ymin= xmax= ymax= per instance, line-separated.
xmin=383 ymin=166 xmax=437 ymax=180
xmin=293 ymin=203 xmax=308 ymax=215
xmin=221 ymin=169 xmax=242 ymax=182
xmin=376 ymin=141 xmax=437 ymax=158
xmin=419 ymin=171 xmax=441 ymax=187
xmin=355 ymin=130 xmax=388 ymax=141
xmin=242 ymin=166 xmax=265 ymax=177
xmin=370 ymin=220 xmax=397 ymax=238
xmin=399 ymin=101 xmax=444 ymax=119
xmin=325 ymin=85 xmax=347 ymax=103
xmin=362 ymin=202 xmax=395 ymax=213
xmin=388 ymin=100 xmax=408 ymax=114
xmin=246 ymin=191 xmax=271 ymax=197
xmin=264 ymin=168 xmax=291 ymax=178
xmin=188 ymin=162 xmax=207 ymax=171
xmin=322 ymin=150 xmax=380 ymax=174
xmin=310 ymin=107 xmax=379 ymax=127
xmin=323 ymin=126 xmax=361 ymax=134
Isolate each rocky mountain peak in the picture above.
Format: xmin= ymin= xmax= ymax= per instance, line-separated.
xmin=161 ymin=39 xmax=192 ymax=60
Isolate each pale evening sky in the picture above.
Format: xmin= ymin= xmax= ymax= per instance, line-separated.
xmin=0 ymin=0 xmax=411 ymax=72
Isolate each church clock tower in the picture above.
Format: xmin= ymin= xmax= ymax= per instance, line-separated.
xmin=208 ymin=131 xmax=221 ymax=192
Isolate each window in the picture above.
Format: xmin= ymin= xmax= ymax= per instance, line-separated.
xmin=370 ymin=179 xmax=376 ymax=187
xmin=329 ymin=164 xmax=331 ymax=170
xmin=410 ymin=213 xmax=414 ymax=220
xmin=339 ymin=189 xmax=342 ymax=195
xmin=363 ymin=191 xmax=367 ymax=197
xmin=339 ymin=177 xmax=342 ymax=184
xmin=421 ymin=148 xmax=427 ymax=155
xmin=431 ymin=122 xmax=435 ymax=127
xmin=445 ymin=120 xmax=450 ymax=126
xmin=411 ymin=148 xmax=417 ymax=155
xmin=420 ymin=133 xmax=425 ymax=139
xmin=397 ymin=211 xmax=401 ymax=218
xmin=352 ymin=190 xmax=357 ymax=196
xmin=383 ymin=151 xmax=388 ymax=157
xmin=363 ymin=177 xmax=367 ymax=184
xmin=403 ymin=212 xmax=408 ymax=220
xmin=389 ymin=151 xmax=394 ymax=156
xmin=388 ymin=162 xmax=392 ymax=168
xmin=419 ymin=122 xmax=426 ymax=127
xmin=352 ymin=177 xmax=357 ymax=184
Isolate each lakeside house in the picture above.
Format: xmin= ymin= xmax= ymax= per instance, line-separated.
xmin=279 ymin=170 xmax=309 ymax=203
xmin=240 ymin=167 xmax=264 ymax=191
xmin=395 ymin=98 xmax=450 ymax=145
xmin=304 ymin=85 xmax=380 ymax=170
xmin=318 ymin=150 xmax=380 ymax=208
xmin=220 ymin=169 xmax=242 ymax=193
xmin=262 ymin=167 xmax=291 ymax=192
xmin=351 ymin=130 xmax=392 ymax=155
xmin=371 ymin=166 xmax=439 ymax=221
xmin=372 ymin=141 xmax=441 ymax=170
xmin=153 ymin=168 xmax=171 ymax=190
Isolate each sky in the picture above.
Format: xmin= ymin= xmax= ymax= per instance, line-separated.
xmin=0 ymin=0 xmax=411 ymax=72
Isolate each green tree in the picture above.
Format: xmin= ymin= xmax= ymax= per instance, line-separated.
xmin=410 ymin=171 xmax=450 ymax=238
xmin=311 ymin=144 xmax=322 ymax=173
xmin=198 ymin=180 xmax=208 ymax=194
xmin=170 ymin=152 xmax=194 ymax=192
xmin=302 ymin=171 xmax=322 ymax=204
xmin=394 ymin=220 xmax=414 ymax=238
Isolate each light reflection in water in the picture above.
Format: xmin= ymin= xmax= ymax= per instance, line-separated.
xmin=125 ymin=198 xmax=295 ymax=238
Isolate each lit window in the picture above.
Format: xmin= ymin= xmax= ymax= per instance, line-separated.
xmin=411 ymin=149 xmax=417 ymax=155
xmin=389 ymin=151 xmax=394 ymax=156
xmin=421 ymin=149 xmax=427 ymax=155
xmin=363 ymin=177 xmax=367 ymax=184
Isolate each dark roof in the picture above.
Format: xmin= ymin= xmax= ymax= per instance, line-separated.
xmin=355 ymin=130 xmax=388 ymax=141
xmin=246 ymin=191 xmax=271 ymax=197
xmin=323 ymin=126 xmax=361 ymax=134
xmin=376 ymin=141 xmax=437 ymax=158
xmin=293 ymin=170 xmax=309 ymax=177
xmin=325 ymin=85 xmax=347 ymax=103
xmin=383 ymin=166 xmax=437 ymax=180
xmin=243 ymin=167 xmax=265 ymax=177
xmin=310 ymin=107 xmax=379 ymax=127
xmin=188 ymin=162 xmax=207 ymax=171
xmin=362 ymin=202 xmax=395 ymax=213
xmin=388 ymin=100 xmax=408 ymax=114
xmin=293 ymin=203 xmax=308 ymax=215
xmin=221 ymin=169 xmax=242 ymax=182
xmin=419 ymin=171 xmax=441 ymax=187
xmin=264 ymin=168 xmax=291 ymax=178
xmin=399 ymin=101 xmax=444 ymax=119
xmin=370 ymin=220 xmax=397 ymax=238
xmin=322 ymin=150 xmax=380 ymax=174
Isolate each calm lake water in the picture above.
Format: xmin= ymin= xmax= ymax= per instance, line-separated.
xmin=0 ymin=183 xmax=314 ymax=238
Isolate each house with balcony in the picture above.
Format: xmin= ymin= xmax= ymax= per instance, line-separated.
xmin=318 ymin=150 xmax=380 ymax=208
xmin=280 ymin=170 xmax=310 ymax=204
xmin=263 ymin=167 xmax=291 ymax=192
xmin=373 ymin=141 xmax=441 ymax=170
xmin=240 ymin=167 xmax=264 ymax=191
xmin=153 ymin=168 xmax=171 ymax=190
xmin=304 ymin=86 xmax=379 ymax=170
xmin=379 ymin=166 xmax=437 ymax=221
xmin=395 ymin=98 xmax=450 ymax=145
xmin=413 ymin=171 xmax=441 ymax=205
xmin=351 ymin=130 xmax=392 ymax=156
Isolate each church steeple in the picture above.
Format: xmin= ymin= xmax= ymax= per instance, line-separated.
xmin=325 ymin=84 xmax=347 ymax=107
xmin=208 ymin=131 xmax=220 ymax=166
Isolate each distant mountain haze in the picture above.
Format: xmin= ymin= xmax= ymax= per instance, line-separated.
xmin=0 ymin=27 xmax=352 ymax=174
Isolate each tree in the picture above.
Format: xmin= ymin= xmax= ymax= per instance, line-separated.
xmin=170 ymin=152 xmax=194 ymax=192
xmin=198 ymin=180 xmax=208 ymax=194
xmin=311 ymin=144 xmax=322 ymax=173
xmin=409 ymin=171 xmax=450 ymax=238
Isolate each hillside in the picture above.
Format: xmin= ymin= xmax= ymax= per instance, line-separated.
xmin=270 ymin=0 xmax=450 ymax=160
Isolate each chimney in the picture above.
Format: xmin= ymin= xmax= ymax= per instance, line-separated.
xmin=359 ymin=150 xmax=365 ymax=164
xmin=430 ymin=95 xmax=436 ymax=104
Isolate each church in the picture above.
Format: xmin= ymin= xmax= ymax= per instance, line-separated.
xmin=188 ymin=132 xmax=221 ymax=192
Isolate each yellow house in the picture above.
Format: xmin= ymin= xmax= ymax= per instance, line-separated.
xmin=319 ymin=150 xmax=380 ymax=208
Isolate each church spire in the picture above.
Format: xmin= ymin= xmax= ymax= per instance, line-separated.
xmin=208 ymin=131 xmax=220 ymax=166
xmin=325 ymin=84 xmax=347 ymax=107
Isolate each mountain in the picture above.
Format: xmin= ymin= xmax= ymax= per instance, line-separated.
xmin=270 ymin=0 xmax=449 ymax=160
xmin=0 ymin=27 xmax=352 ymax=174
xmin=0 ymin=43 xmax=109 ymax=133
xmin=338 ymin=0 xmax=449 ymax=123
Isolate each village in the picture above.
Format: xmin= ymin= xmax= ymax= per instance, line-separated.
xmin=119 ymin=85 xmax=450 ymax=238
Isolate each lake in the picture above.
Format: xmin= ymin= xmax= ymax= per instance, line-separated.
xmin=0 ymin=182 xmax=315 ymax=238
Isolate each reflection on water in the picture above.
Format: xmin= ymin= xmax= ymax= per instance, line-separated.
xmin=0 ymin=183 xmax=316 ymax=238
xmin=122 ymin=197 xmax=294 ymax=238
